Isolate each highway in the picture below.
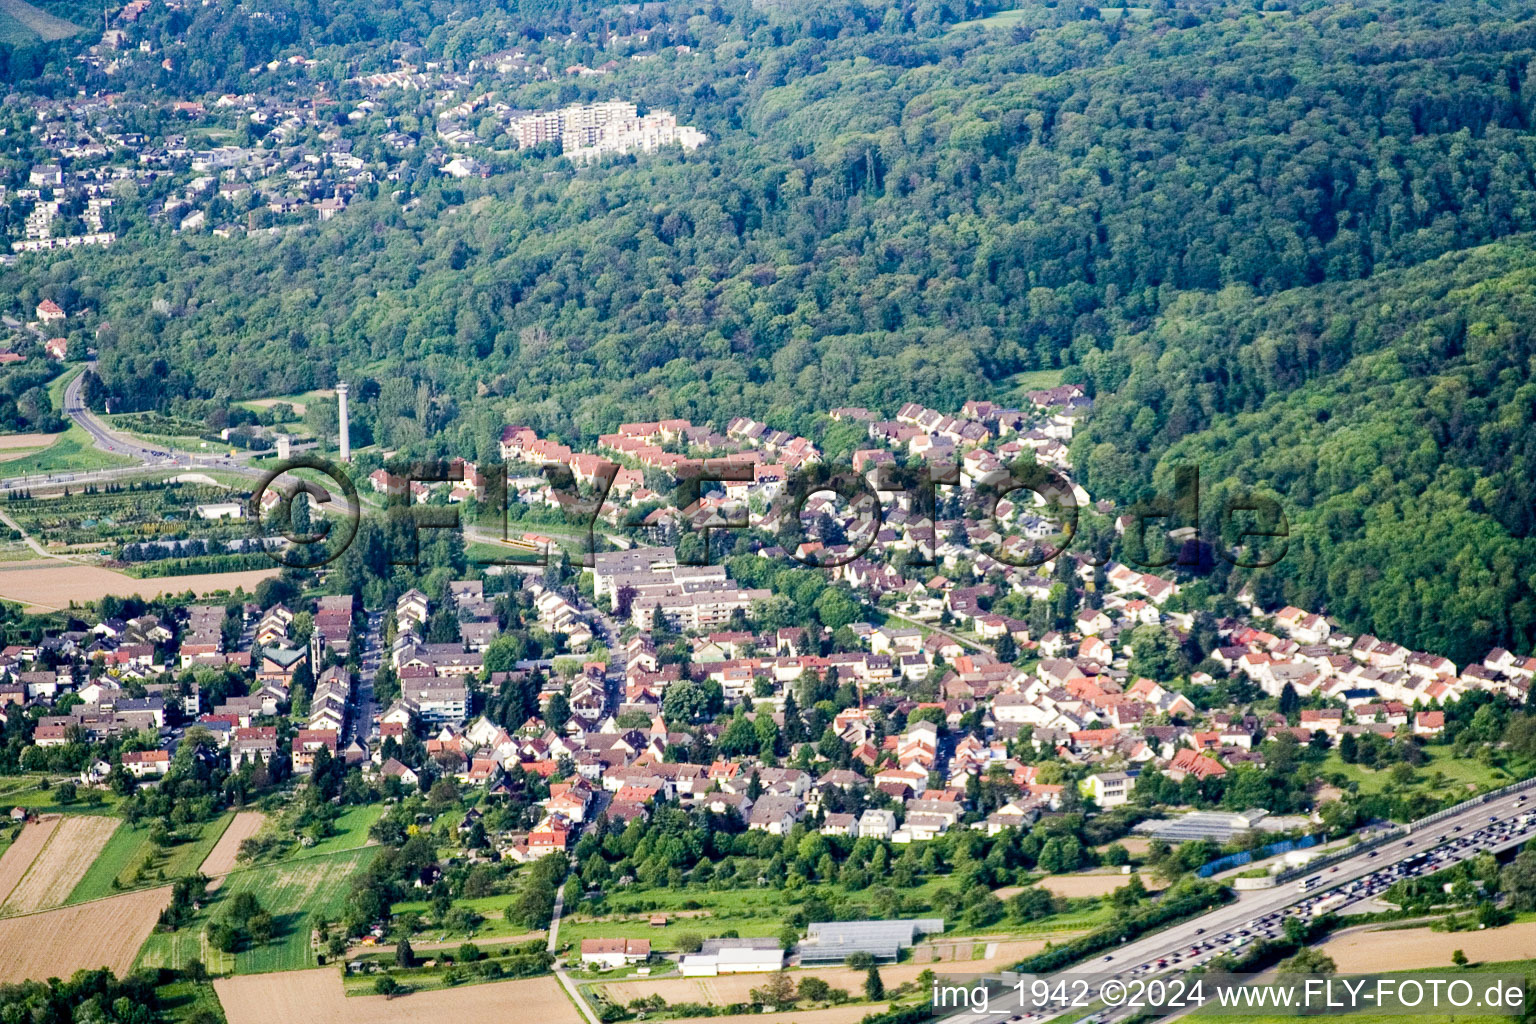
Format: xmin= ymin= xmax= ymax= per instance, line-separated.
xmin=61 ymin=365 xmax=181 ymax=466
xmin=0 ymin=365 xmax=259 ymax=494
xmin=34 ymin=380 xmax=572 ymax=563
xmin=944 ymin=782 xmax=1536 ymax=1024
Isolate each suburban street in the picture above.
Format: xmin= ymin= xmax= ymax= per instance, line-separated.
xmin=350 ymin=610 xmax=384 ymax=744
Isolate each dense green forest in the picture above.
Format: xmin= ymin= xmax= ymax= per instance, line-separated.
xmin=12 ymin=0 xmax=1536 ymax=656
xmin=17 ymin=0 xmax=1536 ymax=433
xmin=1076 ymin=238 xmax=1536 ymax=665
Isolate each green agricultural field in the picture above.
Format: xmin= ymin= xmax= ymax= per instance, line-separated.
xmin=0 ymin=775 xmax=40 ymax=799
xmin=0 ymin=0 xmax=82 ymax=42
xmin=67 ymin=812 xmax=235 ymax=904
xmin=947 ymin=7 xmax=1030 ymax=31
xmin=1006 ymin=367 xmax=1067 ymax=389
xmin=391 ymin=889 xmax=545 ymax=944
xmin=0 ymin=778 xmax=120 ymax=815
xmin=136 ymin=845 xmax=378 ymax=975
xmin=299 ymin=804 xmax=383 ymax=858
xmin=235 ymin=390 xmax=334 ymax=421
xmin=239 ymin=802 xmax=382 ymax=864
xmin=464 ymin=540 xmax=547 ymax=566
xmin=1320 ymin=746 xmax=1517 ymax=802
xmin=153 ymin=980 xmax=228 ymax=1024
xmin=558 ymin=887 xmax=792 ymax=951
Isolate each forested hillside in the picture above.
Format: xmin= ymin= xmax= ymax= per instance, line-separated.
xmin=17 ymin=0 xmax=1536 ymax=435
xmin=12 ymin=0 xmax=1536 ymax=656
xmin=1076 ymin=238 xmax=1536 ymax=664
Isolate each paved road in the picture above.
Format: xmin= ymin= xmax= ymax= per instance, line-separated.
xmin=548 ymin=878 xmax=604 ymax=1024
xmin=944 ymin=783 xmax=1536 ymax=1024
xmin=351 ymin=610 xmax=383 ymax=743
xmin=62 ymin=366 xmax=181 ymax=465
xmin=0 ymin=365 xmax=259 ymax=493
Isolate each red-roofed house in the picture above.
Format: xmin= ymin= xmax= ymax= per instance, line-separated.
xmin=528 ymin=823 xmax=570 ymax=855
xmin=1168 ymin=748 xmax=1227 ymax=780
xmin=122 ymin=749 xmax=170 ymax=777
xmin=1413 ymin=711 xmax=1446 ymax=736
xmin=581 ymin=938 xmax=650 ymax=968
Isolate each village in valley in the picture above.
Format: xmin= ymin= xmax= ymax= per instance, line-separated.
xmin=8 ymin=0 xmax=1536 ymax=1018
xmin=0 ymin=375 xmax=1532 ymax=1023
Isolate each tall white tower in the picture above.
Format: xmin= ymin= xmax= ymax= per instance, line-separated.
xmin=336 ymin=381 xmax=350 ymax=462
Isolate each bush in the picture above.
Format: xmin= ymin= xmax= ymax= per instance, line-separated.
xmin=799 ymin=978 xmax=832 ymax=1003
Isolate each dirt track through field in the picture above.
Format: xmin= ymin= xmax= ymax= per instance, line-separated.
xmin=2 ymin=815 xmax=118 ymax=914
xmin=216 ymin=969 xmax=581 ymax=1024
xmin=0 ymin=816 xmax=58 ymax=904
xmin=1321 ymin=921 xmax=1536 ymax=972
xmin=0 ymin=885 xmax=171 ymax=983
xmin=200 ymin=811 xmax=266 ymax=877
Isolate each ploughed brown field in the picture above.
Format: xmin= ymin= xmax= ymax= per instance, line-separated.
xmin=0 ymin=885 xmax=171 ymax=983
xmin=0 ymin=816 xmax=59 ymax=905
xmin=1036 ymin=872 xmax=1160 ymax=898
xmin=0 ymin=433 xmax=60 ymax=461
xmin=1321 ymin=921 xmax=1536 ymax=972
xmin=0 ymin=434 xmax=62 ymax=450
xmin=0 ymin=564 xmax=277 ymax=611
xmin=1 ymin=815 xmax=118 ymax=915
xmin=200 ymin=811 xmax=266 ymax=877
xmin=216 ymin=969 xmax=580 ymax=1024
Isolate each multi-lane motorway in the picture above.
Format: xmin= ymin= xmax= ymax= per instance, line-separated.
xmin=946 ymin=783 xmax=1536 ymax=1024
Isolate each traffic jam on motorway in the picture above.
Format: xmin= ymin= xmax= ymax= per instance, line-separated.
xmin=992 ymin=800 xmax=1536 ymax=1024
xmin=1118 ymin=799 xmax=1536 ymax=978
